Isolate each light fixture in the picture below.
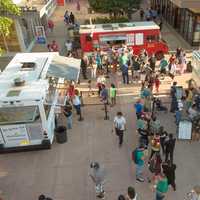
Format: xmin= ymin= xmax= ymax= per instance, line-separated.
xmin=12 ymin=0 xmax=22 ymax=4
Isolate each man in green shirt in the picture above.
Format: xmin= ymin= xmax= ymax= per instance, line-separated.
xmin=135 ymin=144 xmax=145 ymax=182
xmin=155 ymin=174 xmax=168 ymax=200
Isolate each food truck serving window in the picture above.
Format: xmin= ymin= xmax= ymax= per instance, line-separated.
xmin=0 ymin=106 xmax=40 ymax=125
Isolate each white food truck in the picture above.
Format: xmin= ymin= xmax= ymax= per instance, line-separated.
xmin=0 ymin=52 xmax=80 ymax=152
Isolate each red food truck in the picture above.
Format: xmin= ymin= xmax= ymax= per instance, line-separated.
xmin=79 ymin=21 xmax=168 ymax=58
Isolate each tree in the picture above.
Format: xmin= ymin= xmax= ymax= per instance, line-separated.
xmin=0 ymin=0 xmax=21 ymax=54
xmin=88 ymin=0 xmax=141 ymax=17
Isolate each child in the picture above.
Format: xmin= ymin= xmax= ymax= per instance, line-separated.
xmin=110 ymin=83 xmax=117 ymax=106
xmin=155 ymin=75 xmax=160 ymax=93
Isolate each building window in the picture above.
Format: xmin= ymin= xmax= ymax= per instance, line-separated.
xmin=146 ymin=35 xmax=159 ymax=42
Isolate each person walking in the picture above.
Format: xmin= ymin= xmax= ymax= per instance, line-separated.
xmin=164 ymin=134 xmax=176 ymax=164
xmin=90 ymin=162 xmax=106 ymax=199
xmin=109 ymin=83 xmax=117 ymax=106
xmin=126 ymin=186 xmax=138 ymax=200
xmin=154 ymin=173 xmax=168 ymax=200
xmin=113 ymin=112 xmax=126 ymax=147
xmin=134 ymin=144 xmax=145 ymax=182
xmin=118 ymin=194 xmax=126 ymax=200
xmin=162 ymin=161 xmax=176 ymax=191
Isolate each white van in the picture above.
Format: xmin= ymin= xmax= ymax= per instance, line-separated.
xmin=0 ymin=52 xmax=80 ymax=152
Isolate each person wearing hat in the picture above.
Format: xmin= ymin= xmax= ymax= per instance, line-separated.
xmin=90 ymin=162 xmax=106 ymax=198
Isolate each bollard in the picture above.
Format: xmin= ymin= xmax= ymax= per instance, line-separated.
xmin=104 ymin=102 xmax=109 ymax=120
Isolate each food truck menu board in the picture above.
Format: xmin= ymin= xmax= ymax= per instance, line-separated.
xmin=0 ymin=124 xmax=30 ymax=145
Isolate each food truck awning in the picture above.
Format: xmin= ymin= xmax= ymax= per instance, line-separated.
xmin=47 ymin=55 xmax=81 ymax=81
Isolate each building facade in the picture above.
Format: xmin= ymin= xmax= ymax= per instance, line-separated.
xmin=0 ymin=0 xmax=57 ymax=56
xmin=151 ymin=0 xmax=200 ymax=46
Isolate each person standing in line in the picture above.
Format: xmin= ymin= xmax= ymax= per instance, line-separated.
xmin=149 ymin=132 xmax=161 ymax=161
xmin=160 ymin=128 xmax=167 ymax=155
xmin=76 ymin=0 xmax=80 ymax=11
xmin=69 ymin=12 xmax=75 ymax=24
xmin=47 ymin=19 xmax=54 ymax=32
xmin=80 ymin=55 xmax=88 ymax=79
xmin=113 ymin=112 xmax=126 ymax=147
xmin=135 ymin=144 xmax=145 ymax=182
xmin=120 ymin=53 xmax=129 ymax=84
xmin=164 ymin=134 xmax=176 ymax=164
xmin=154 ymin=173 xmax=168 ymax=200
xmin=63 ymin=102 xmax=73 ymax=129
xmin=162 ymin=160 xmax=177 ymax=191
xmin=100 ymin=84 xmax=108 ymax=104
xmin=109 ymin=83 xmax=117 ymax=107
xmin=170 ymin=82 xmax=178 ymax=113
xmin=90 ymin=162 xmax=106 ymax=199
xmin=140 ymin=8 xmax=144 ymax=20
xmin=50 ymin=40 xmax=59 ymax=52
xmin=155 ymin=75 xmax=160 ymax=93
xmin=72 ymin=90 xmax=82 ymax=120
xmin=91 ymin=59 xmax=97 ymax=79
xmin=126 ymin=186 xmax=138 ymax=200
xmin=65 ymin=40 xmax=72 ymax=55
xmin=134 ymin=100 xmax=143 ymax=119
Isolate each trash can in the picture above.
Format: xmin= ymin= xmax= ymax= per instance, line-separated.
xmin=55 ymin=126 xmax=67 ymax=144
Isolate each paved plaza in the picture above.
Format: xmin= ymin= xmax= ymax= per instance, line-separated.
xmin=0 ymin=71 xmax=199 ymax=200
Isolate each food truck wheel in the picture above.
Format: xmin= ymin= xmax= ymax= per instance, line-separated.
xmin=155 ymin=51 xmax=164 ymax=60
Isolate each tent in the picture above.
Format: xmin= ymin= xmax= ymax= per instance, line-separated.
xmin=47 ymin=55 xmax=81 ymax=82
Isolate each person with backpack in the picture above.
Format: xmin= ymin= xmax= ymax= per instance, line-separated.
xmin=154 ymin=173 xmax=168 ymax=200
xmin=164 ymin=134 xmax=176 ymax=164
xmin=133 ymin=144 xmax=145 ymax=182
xmin=113 ymin=112 xmax=126 ymax=147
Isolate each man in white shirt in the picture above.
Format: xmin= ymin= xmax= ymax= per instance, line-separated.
xmin=113 ymin=111 xmax=126 ymax=147
xmin=65 ymin=40 xmax=72 ymax=54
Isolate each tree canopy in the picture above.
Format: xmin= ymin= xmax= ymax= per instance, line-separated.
xmin=0 ymin=0 xmax=21 ymax=54
xmin=88 ymin=0 xmax=141 ymax=16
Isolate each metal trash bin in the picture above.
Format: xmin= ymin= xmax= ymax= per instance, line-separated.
xmin=55 ymin=126 xmax=67 ymax=144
